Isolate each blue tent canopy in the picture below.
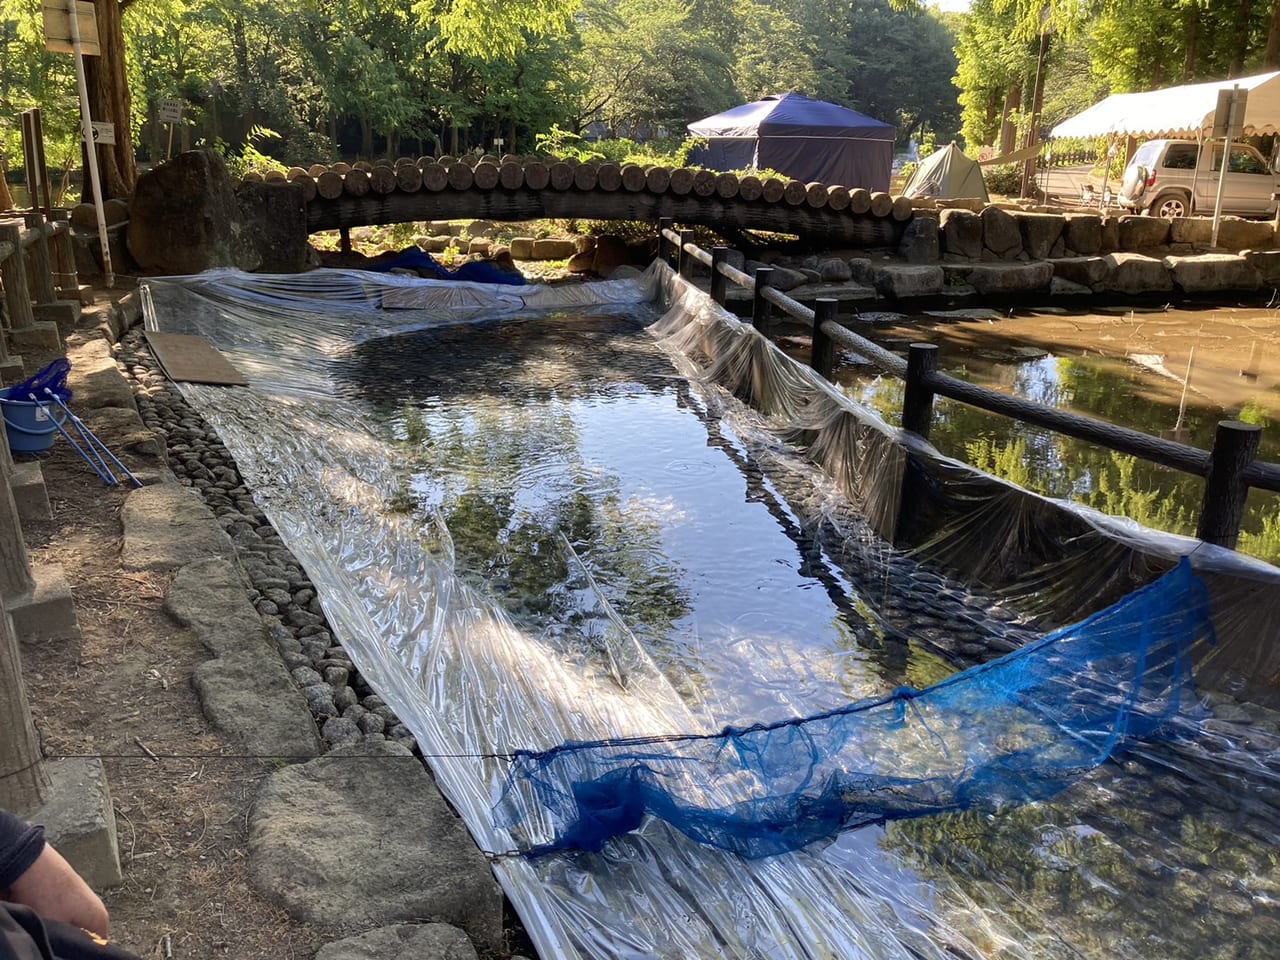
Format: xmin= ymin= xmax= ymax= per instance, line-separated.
xmin=687 ymin=93 xmax=897 ymax=191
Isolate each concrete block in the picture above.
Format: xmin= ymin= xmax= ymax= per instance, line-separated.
xmin=8 ymin=320 xmax=63 ymax=352
xmin=8 ymin=563 xmax=81 ymax=643
xmin=32 ymin=757 xmax=122 ymax=890
xmin=32 ymin=300 xmax=81 ymax=332
xmin=509 ymin=237 xmax=534 ymax=260
xmin=0 ymin=356 xmax=25 ymax=382
xmin=64 ymin=284 xmax=94 ymax=306
xmin=10 ymin=460 xmax=51 ymax=522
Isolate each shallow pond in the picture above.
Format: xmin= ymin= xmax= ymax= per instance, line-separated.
xmin=340 ymin=307 xmax=1280 ymax=960
xmin=786 ymin=302 xmax=1280 ymax=566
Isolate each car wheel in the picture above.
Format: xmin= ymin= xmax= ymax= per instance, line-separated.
xmin=1149 ymin=192 xmax=1189 ymax=218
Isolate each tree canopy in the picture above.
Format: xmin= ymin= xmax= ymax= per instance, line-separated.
xmin=6 ymin=0 xmax=1280 ymax=197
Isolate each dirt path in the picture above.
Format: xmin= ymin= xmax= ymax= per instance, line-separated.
xmin=18 ymin=293 xmax=322 ymax=960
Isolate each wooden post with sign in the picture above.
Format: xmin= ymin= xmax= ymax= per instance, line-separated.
xmin=159 ymin=98 xmax=183 ymax=160
xmin=41 ymin=0 xmax=113 ymax=286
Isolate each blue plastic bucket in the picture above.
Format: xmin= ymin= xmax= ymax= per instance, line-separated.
xmin=0 ymin=394 xmax=65 ymax=453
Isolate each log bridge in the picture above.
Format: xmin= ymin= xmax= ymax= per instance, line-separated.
xmin=242 ymin=155 xmax=915 ymax=247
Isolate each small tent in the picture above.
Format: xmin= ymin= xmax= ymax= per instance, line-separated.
xmin=902 ymin=143 xmax=989 ymax=201
xmin=687 ymin=93 xmax=896 ymax=191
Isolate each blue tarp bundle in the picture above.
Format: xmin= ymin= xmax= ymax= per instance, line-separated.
xmin=366 ymin=247 xmax=527 ymax=286
xmin=504 ymin=558 xmax=1213 ymax=859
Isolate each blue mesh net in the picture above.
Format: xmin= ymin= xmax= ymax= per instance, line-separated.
xmin=0 ymin=358 xmax=71 ymax=402
xmin=502 ymin=558 xmax=1214 ymax=859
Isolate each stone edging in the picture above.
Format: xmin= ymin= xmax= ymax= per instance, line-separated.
xmin=84 ymin=306 xmax=510 ymax=958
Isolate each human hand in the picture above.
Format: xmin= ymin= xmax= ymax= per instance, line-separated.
xmin=5 ymin=843 xmax=110 ymax=938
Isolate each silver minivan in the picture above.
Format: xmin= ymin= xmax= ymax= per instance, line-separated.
xmin=1117 ymin=138 xmax=1280 ymax=218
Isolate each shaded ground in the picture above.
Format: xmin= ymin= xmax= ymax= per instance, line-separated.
xmin=18 ymin=295 xmax=322 ymax=960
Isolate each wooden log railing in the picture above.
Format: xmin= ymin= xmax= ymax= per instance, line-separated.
xmin=0 ymin=213 xmax=77 ymax=354
xmin=280 ymin=156 xmax=914 ymax=246
xmin=660 ymin=226 xmax=1280 ymax=552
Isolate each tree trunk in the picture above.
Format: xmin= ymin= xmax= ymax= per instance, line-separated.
xmin=1267 ymin=0 xmax=1280 ymax=67
xmin=1230 ymin=0 xmax=1253 ymax=77
xmin=0 ymin=158 xmax=12 ymax=211
xmin=1022 ymin=32 xmax=1051 ymax=198
xmin=82 ymin=0 xmax=137 ymax=200
xmin=1182 ymin=5 xmax=1200 ymax=80
xmin=358 ymin=116 xmax=373 ymax=158
xmin=999 ymin=80 xmax=1022 ymax=155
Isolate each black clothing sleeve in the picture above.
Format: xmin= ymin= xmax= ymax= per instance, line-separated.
xmin=0 ymin=813 xmax=44 ymax=891
xmin=0 ymin=903 xmax=140 ymax=960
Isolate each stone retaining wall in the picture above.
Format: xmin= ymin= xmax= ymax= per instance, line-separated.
xmin=887 ymin=207 xmax=1280 ymax=300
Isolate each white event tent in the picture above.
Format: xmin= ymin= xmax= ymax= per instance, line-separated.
xmin=1050 ymin=70 xmax=1280 ymax=140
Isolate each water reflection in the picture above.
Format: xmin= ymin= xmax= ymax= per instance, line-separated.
xmin=339 ymin=307 xmax=1280 ymax=959
xmin=807 ymin=305 xmax=1280 ymax=565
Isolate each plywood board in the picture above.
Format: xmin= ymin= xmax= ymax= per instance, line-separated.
xmin=144 ymin=331 xmax=248 ymax=386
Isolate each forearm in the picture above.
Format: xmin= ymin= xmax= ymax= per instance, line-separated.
xmin=4 ymin=844 xmax=110 ymax=938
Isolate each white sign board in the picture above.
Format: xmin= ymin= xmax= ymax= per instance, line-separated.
xmin=82 ymin=121 xmax=115 ymax=145
xmin=41 ymin=0 xmax=100 ymax=56
xmin=159 ymin=98 xmax=183 ymax=123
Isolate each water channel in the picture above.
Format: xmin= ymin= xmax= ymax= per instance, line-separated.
xmin=142 ymin=263 xmax=1280 ymax=957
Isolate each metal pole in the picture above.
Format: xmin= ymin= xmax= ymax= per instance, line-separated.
xmin=751 ymin=266 xmax=773 ymax=333
xmin=710 ymin=246 xmax=728 ymax=306
xmin=1197 ymin=420 xmax=1261 ymax=549
xmin=66 ymin=0 xmax=113 ymax=286
xmin=1211 ymin=84 xmax=1239 ymax=249
xmin=902 ymin=343 xmax=940 ymax=439
xmin=810 ymin=299 xmax=837 ymax=380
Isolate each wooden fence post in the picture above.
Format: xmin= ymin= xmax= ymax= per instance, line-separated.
xmin=0 ymin=222 xmax=35 ymax=332
xmin=710 ymin=247 xmax=728 ymax=305
xmin=677 ymin=229 xmax=695 ymax=280
xmin=1197 ymin=420 xmax=1262 ymax=549
xmin=49 ymin=210 xmax=81 ymax=301
xmin=658 ymin=217 xmax=675 ymax=268
xmin=23 ymin=213 xmax=56 ymax=305
xmin=0 ymin=600 xmax=49 ymax=813
xmin=751 ymin=266 xmax=774 ymax=333
xmin=0 ymin=420 xmax=46 ymax=812
xmin=902 ymin=343 xmax=940 ymax=440
xmin=810 ymin=298 xmax=837 ymax=379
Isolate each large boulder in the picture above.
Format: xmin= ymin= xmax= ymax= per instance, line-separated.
xmin=898 ymin=214 xmax=940 ymax=264
xmin=128 ymin=150 xmax=260 ymax=274
xmin=1117 ymin=215 xmax=1171 ymax=251
xmin=1243 ymin=248 xmax=1280 ymax=284
xmin=872 ymin=264 xmax=944 ymax=299
xmin=939 ymin=209 xmax=983 ymax=259
xmin=1098 ymin=252 xmax=1173 ymax=294
xmin=1052 ymin=257 xmax=1110 ymax=289
xmin=250 ymin=740 xmax=504 ymax=954
xmin=1062 ymin=214 xmax=1102 ymax=256
xmin=1215 ymin=217 xmax=1276 ymax=251
xmin=980 ymin=206 xmax=1022 ymax=259
xmin=1164 ymin=254 xmax=1260 ymax=293
xmin=235 ymin=180 xmax=310 ymax=273
xmin=1016 ymin=213 xmax=1065 ymax=260
xmin=965 ymin=261 xmax=1054 ymax=296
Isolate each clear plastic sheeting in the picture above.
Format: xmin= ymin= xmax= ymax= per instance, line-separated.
xmin=143 ymin=265 xmax=1280 ymax=960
